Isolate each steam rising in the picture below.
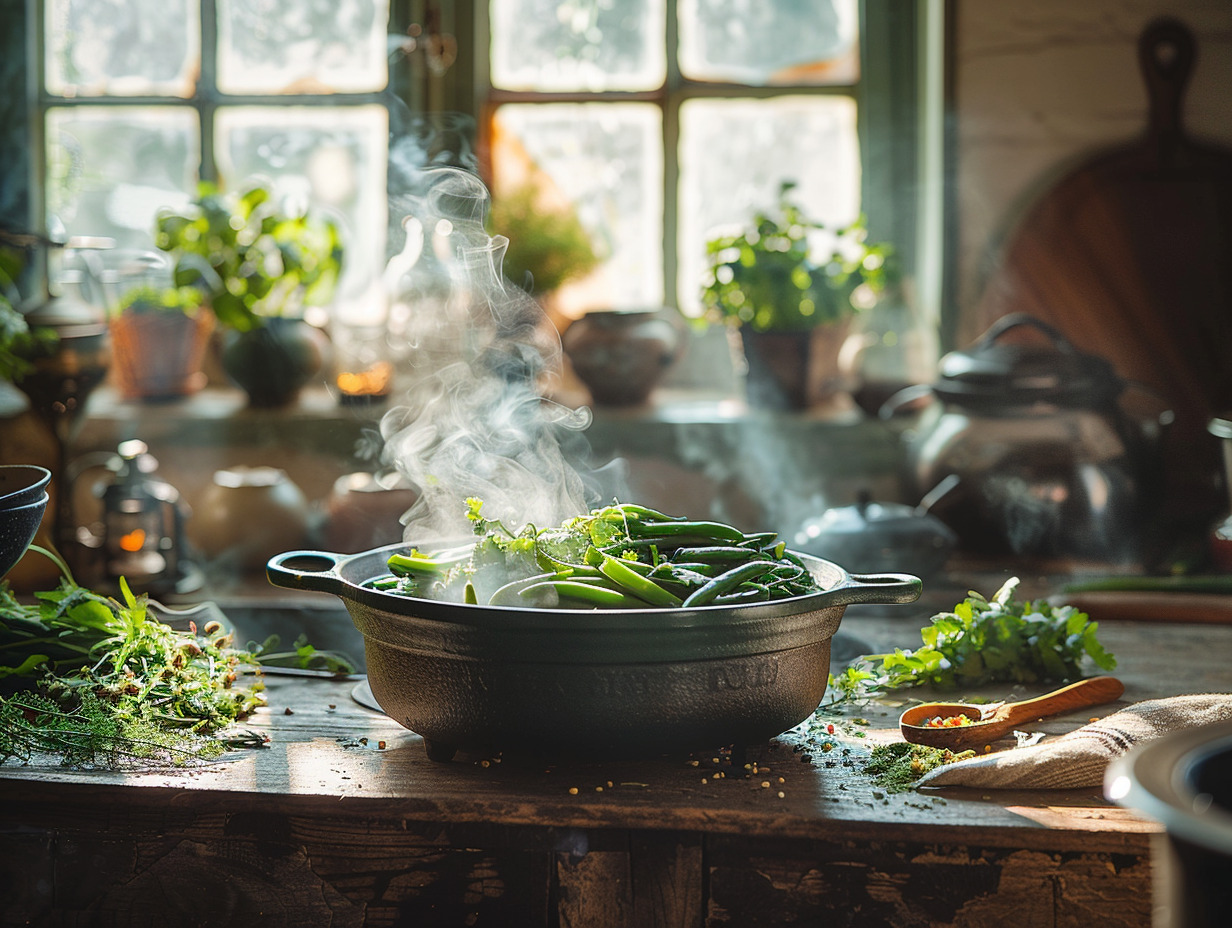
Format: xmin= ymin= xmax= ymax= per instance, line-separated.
xmin=380 ymin=168 xmax=593 ymax=543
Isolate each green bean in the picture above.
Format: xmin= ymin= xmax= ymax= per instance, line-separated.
xmin=596 ymin=552 xmax=682 ymax=607
xmin=388 ymin=548 xmax=472 ymax=576
xmin=625 ymin=519 xmax=746 ymax=543
xmin=488 ymin=573 xmax=559 ymax=606
xmin=682 ymin=561 xmax=779 ymax=608
xmin=604 ymin=503 xmax=686 ymax=523
xmin=668 ymin=546 xmax=759 ymax=563
xmin=519 ymin=580 xmax=644 ymax=609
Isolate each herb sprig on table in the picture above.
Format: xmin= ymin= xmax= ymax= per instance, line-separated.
xmin=825 ymin=577 xmax=1117 ymax=706
xmin=0 ymin=549 xmax=277 ymax=768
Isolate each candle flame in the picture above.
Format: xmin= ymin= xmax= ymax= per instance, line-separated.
xmin=119 ymin=529 xmax=147 ymax=552
xmin=337 ymin=361 xmax=393 ymax=397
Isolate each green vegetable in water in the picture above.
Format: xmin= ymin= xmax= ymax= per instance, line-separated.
xmin=825 ymin=576 xmax=1117 ymax=705
xmin=377 ymin=498 xmax=821 ymax=609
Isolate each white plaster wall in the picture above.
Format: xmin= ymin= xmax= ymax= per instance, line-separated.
xmin=953 ymin=0 xmax=1232 ymax=344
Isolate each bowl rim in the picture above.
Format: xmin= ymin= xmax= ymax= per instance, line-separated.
xmin=0 ymin=492 xmax=50 ymax=514
xmin=0 ymin=465 xmax=52 ymax=506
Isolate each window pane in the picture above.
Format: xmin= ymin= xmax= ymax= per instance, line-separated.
xmin=679 ymin=0 xmax=858 ymax=85
xmin=45 ymin=106 xmax=198 ymax=249
xmin=45 ymin=0 xmax=199 ymax=97
xmin=215 ymin=106 xmax=389 ymax=308
xmin=492 ymin=103 xmax=664 ymax=310
xmin=217 ymin=0 xmax=389 ymax=94
xmin=677 ymin=95 xmax=860 ymax=314
xmin=490 ymin=0 xmax=665 ymax=92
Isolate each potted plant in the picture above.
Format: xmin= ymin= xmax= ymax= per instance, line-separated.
xmin=699 ymin=181 xmax=894 ymax=410
xmin=155 ymin=182 xmax=344 ymax=407
xmin=106 ymin=268 xmax=214 ymax=401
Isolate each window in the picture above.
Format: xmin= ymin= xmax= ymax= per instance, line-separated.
xmin=6 ymin=1 xmax=942 ymax=383
xmin=478 ymin=0 xmax=937 ymax=341
xmin=33 ymin=0 xmax=393 ymax=320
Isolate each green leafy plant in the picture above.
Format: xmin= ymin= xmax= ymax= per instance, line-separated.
xmin=0 ymin=547 xmax=353 ymax=768
xmin=486 ymin=182 xmax=601 ymax=295
xmin=0 ymin=244 xmax=57 ymax=383
xmin=111 ymin=283 xmax=206 ymax=318
xmin=823 ymin=577 xmax=1117 ymax=707
xmin=155 ymin=182 xmax=344 ymax=332
xmin=699 ymin=180 xmax=895 ymax=333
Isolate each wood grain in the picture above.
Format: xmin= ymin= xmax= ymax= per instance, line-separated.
xmin=1 ymin=615 xmax=1229 ymax=926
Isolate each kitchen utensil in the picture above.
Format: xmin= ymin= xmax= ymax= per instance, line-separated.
xmin=0 ymin=464 xmax=51 ymax=508
xmin=267 ymin=544 xmax=921 ymax=761
xmin=884 ymin=314 xmax=1170 ymax=561
xmin=900 ymin=676 xmax=1125 ymax=750
xmin=973 ymin=18 xmax=1232 ymax=522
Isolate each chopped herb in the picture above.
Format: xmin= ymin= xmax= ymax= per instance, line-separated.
xmin=864 ymin=742 xmax=975 ymax=793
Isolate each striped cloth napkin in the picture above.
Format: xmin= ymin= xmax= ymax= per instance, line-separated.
xmin=914 ymin=694 xmax=1232 ymax=789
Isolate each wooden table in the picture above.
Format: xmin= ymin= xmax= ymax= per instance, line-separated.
xmin=2 ymin=612 xmax=1229 ymax=927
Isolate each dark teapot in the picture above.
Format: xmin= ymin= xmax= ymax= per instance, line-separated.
xmin=882 ymin=314 xmax=1171 ymax=562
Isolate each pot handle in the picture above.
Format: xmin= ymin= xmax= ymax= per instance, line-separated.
xmin=266 ymin=549 xmax=347 ymax=594
xmin=841 ymin=572 xmax=924 ymax=605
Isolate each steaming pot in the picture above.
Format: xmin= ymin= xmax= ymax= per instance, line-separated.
xmin=884 ymin=314 xmax=1169 ymax=561
xmin=267 ymin=545 xmax=921 ymax=762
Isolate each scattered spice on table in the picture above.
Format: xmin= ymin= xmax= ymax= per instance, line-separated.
xmin=864 ymin=742 xmax=976 ymax=793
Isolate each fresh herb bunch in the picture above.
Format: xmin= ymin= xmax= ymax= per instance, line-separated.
xmin=826 ymin=577 xmax=1116 ymax=705
xmin=376 ymin=498 xmax=821 ymax=609
xmin=0 ymin=550 xmax=268 ymax=767
xmin=699 ymin=180 xmax=895 ymax=333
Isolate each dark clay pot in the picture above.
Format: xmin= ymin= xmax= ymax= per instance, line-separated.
xmin=740 ymin=321 xmax=851 ymax=411
xmin=220 ymin=317 xmax=327 ymax=407
xmin=562 ymin=309 xmax=682 ymax=406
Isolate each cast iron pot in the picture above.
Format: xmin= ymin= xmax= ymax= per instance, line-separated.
xmin=267 ymin=544 xmax=921 ymax=762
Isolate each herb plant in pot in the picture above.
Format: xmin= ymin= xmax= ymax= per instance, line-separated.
xmin=699 ymin=181 xmax=893 ymax=411
xmin=155 ymin=183 xmax=344 ymax=407
xmin=105 ymin=248 xmax=214 ymax=401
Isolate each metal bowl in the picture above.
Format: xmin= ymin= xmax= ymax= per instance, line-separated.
xmin=267 ymin=544 xmax=921 ymax=761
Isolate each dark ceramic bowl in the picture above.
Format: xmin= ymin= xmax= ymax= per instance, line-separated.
xmin=0 ymin=492 xmax=49 ymax=579
xmin=0 ymin=465 xmax=52 ymax=508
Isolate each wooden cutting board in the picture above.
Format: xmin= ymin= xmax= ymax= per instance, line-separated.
xmin=974 ymin=18 xmax=1232 ymax=519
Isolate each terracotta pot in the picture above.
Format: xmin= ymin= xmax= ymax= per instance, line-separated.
xmin=739 ymin=319 xmax=852 ymax=410
xmin=110 ymin=309 xmax=213 ymax=400
xmin=220 ymin=317 xmax=328 ymax=407
xmin=562 ymin=309 xmax=682 ymax=406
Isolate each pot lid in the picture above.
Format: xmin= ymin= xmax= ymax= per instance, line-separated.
xmin=934 ymin=314 xmax=1122 ymax=407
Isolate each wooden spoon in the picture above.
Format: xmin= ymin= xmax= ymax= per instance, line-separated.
xmin=899 ymin=676 xmax=1125 ymax=750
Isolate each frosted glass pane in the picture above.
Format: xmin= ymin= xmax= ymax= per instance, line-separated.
xmin=45 ymin=0 xmax=199 ymax=97
xmin=677 ymin=96 xmax=860 ymax=315
xmin=493 ymin=103 xmax=663 ymax=309
xmin=217 ymin=0 xmax=389 ymax=94
xmin=491 ymin=0 xmax=665 ymax=92
xmin=215 ymin=106 xmax=389 ymax=304
xmin=45 ymin=107 xmax=198 ymax=249
xmin=679 ymin=0 xmax=858 ymax=85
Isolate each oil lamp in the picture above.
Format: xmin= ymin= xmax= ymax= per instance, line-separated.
xmin=98 ymin=440 xmax=197 ymax=594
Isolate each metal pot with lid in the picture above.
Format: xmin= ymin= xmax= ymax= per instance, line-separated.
xmin=883 ymin=313 xmax=1171 ymax=561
